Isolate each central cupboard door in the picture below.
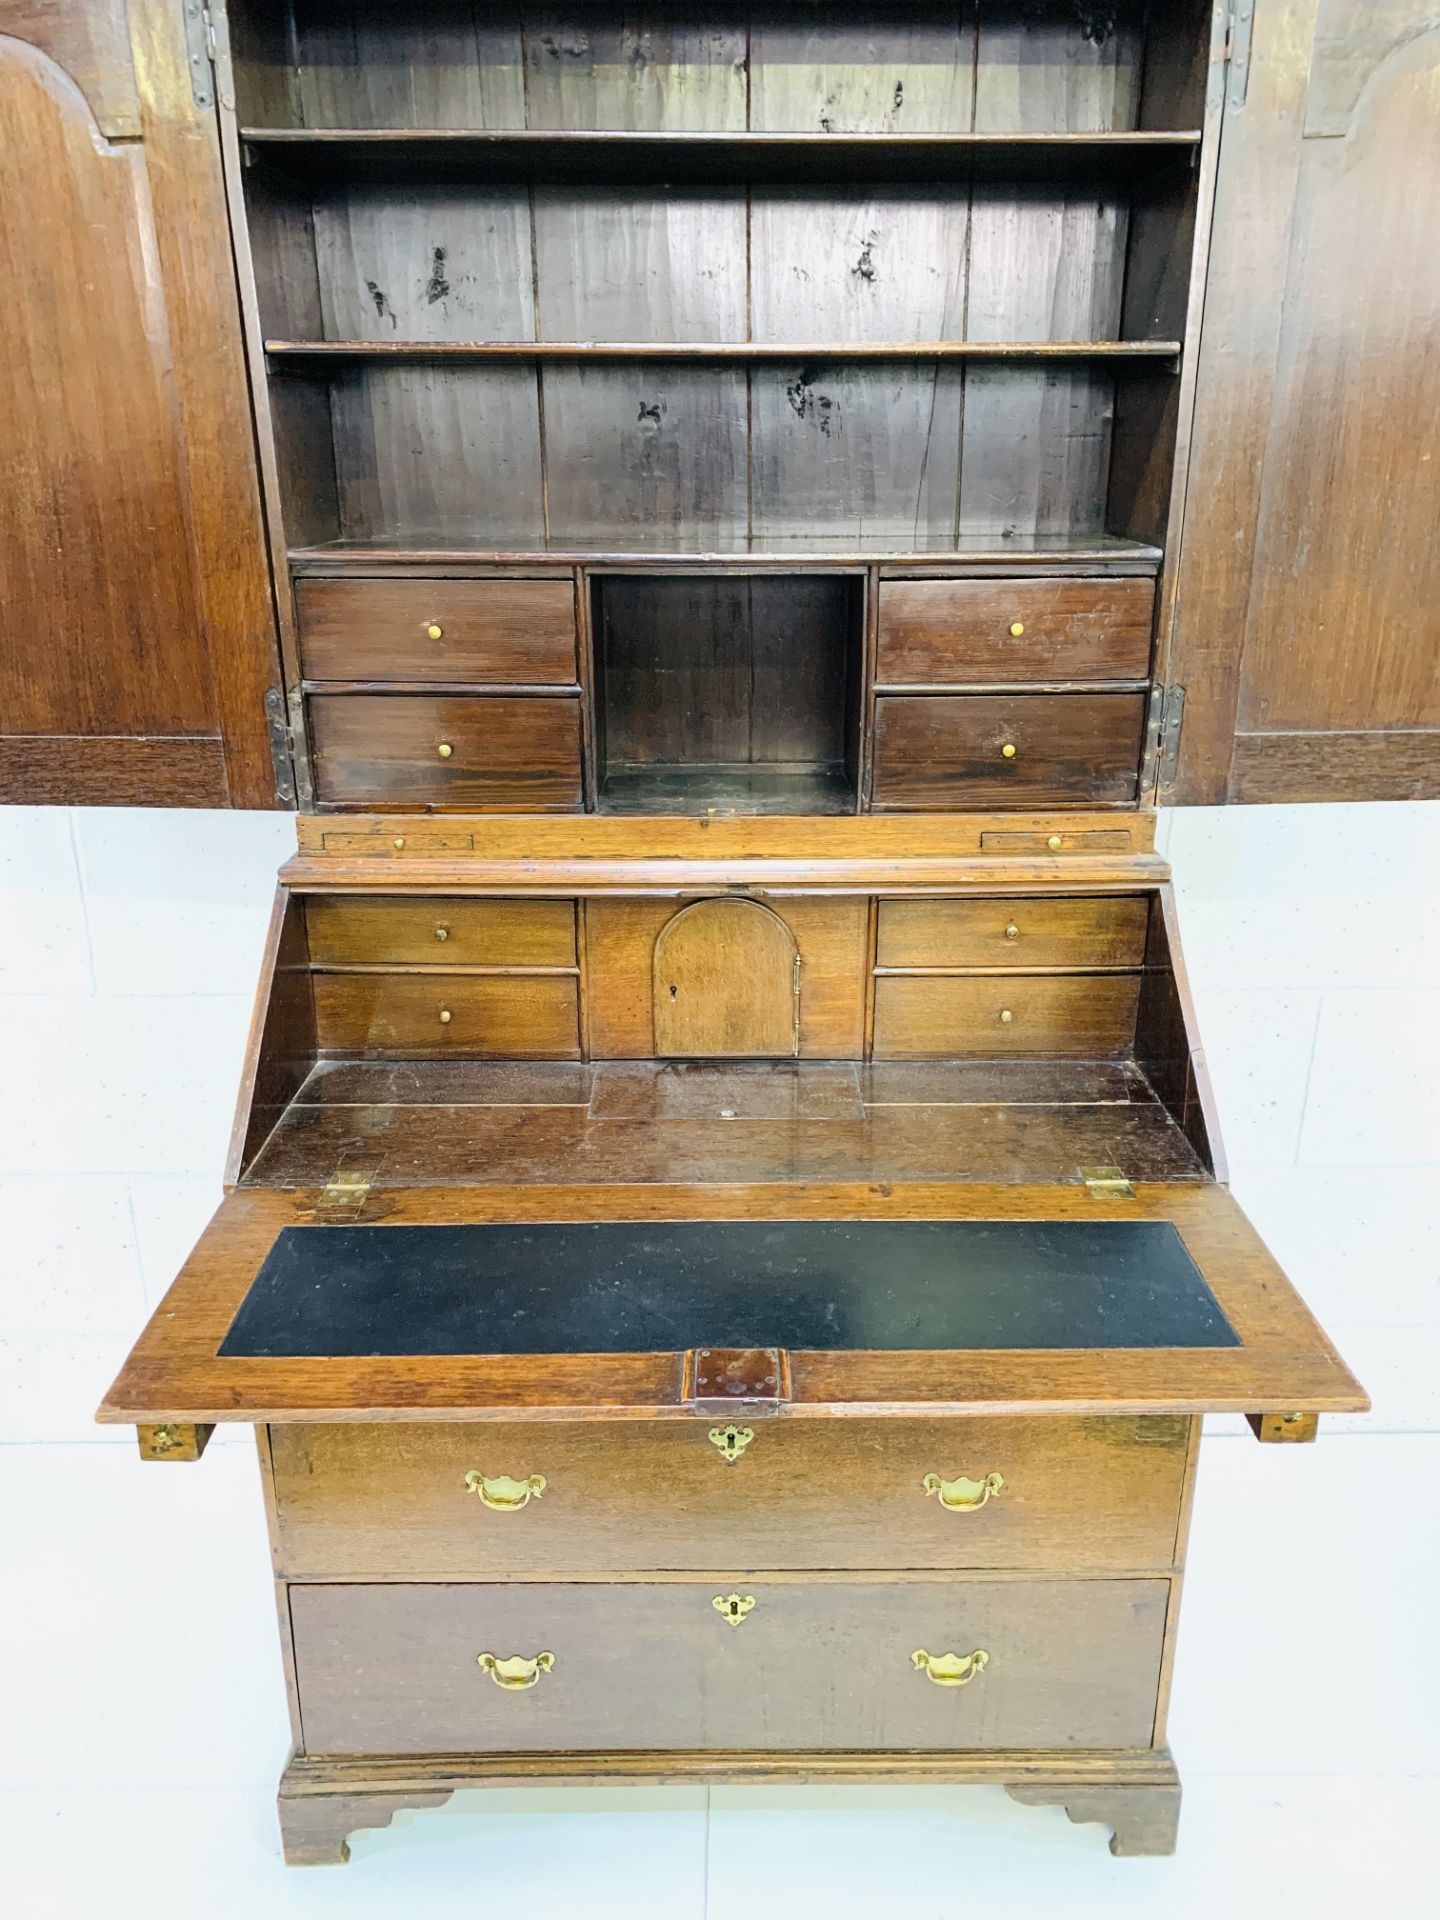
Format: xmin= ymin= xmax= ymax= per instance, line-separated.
xmin=290 ymin=1579 xmax=1168 ymax=1755
xmin=653 ymin=897 xmax=800 ymax=1057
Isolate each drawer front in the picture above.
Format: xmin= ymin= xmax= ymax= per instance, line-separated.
xmin=876 ymin=898 xmax=1149 ymax=971
xmin=290 ymin=1577 xmax=1168 ymax=1754
xmin=872 ymin=974 xmax=1141 ymax=1058
xmin=876 ymin=578 xmax=1154 ymax=685
xmin=313 ymin=973 xmax=581 ymax=1056
xmin=871 ymin=693 xmax=1146 ymax=808
xmin=307 ymin=898 xmax=577 ymax=968
xmin=309 ymin=694 xmax=584 ymax=810
xmin=269 ymin=1416 xmax=1189 ymax=1576
xmin=296 ymin=579 xmax=577 ymax=685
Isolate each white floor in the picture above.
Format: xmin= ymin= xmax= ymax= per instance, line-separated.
xmin=1 ymin=800 xmax=1438 ymax=1913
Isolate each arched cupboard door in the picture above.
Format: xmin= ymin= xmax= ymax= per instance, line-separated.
xmin=652 ymin=899 xmax=800 ymax=1058
xmin=0 ymin=0 xmax=281 ymax=807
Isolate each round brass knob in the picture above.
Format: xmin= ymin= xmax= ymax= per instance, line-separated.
xmin=1009 ymin=621 xmax=1025 ymax=637
xmin=999 ymin=1009 xmax=1014 ymax=1025
xmin=1001 ymin=742 xmax=1017 ymax=759
xmin=1004 ymin=922 xmax=1020 ymax=940
xmin=434 ymin=926 xmax=450 ymax=942
xmin=1047 ymin=834 xmax=1063 ymax=851
xmin=437 ymin=742 xmax=453 ymax=759
xmin=426 ymin=622 xmax=443 ymax=640
xmin=392 ymin=836 xmax=406 ymax=850
xmin=439 ymin=1009 xmax=453 ymax=1025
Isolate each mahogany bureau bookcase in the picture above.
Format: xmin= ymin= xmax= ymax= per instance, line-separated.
xmin=7 ymin=0 xmax=1440 ymax=1874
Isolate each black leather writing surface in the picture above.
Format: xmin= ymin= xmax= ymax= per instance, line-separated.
xmin=218 ymin=1220 xmax=1239 ymax=1358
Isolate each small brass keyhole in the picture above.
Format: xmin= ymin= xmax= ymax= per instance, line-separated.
xmin=713 ymin=1592 xmax=756 ymax=1627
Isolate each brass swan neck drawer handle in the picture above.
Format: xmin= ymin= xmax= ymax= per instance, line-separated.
xmin=912 ymin=1648 xmax=989 ymax=1688
xmin=464 ymin=1471 xmax=547 ymax=1511
xmin=922 ymin=1470 xmax=1004 ymax=1512
xmin=477 ymin=1651 xmax=554 ymax=1690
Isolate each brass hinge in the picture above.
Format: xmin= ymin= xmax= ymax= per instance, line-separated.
xmin=1142 ymin=684 xmax=1185 ymax=798
xmin=1224 ymin=0 xmax=1255 ymax=110
xmin=183 ymin=2 xmax=234 ymax=113
xmin=792 ymin=953 xmax=802 ymax=1058
xmin=1079 ymin=1164 xmax=1135 ymax=1198
xmin=264 ymin=686 xmax=298 ymax=805
xmin=318 ymin=1168 xmax=373 ymax=1209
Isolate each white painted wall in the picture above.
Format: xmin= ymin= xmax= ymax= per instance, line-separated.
xmin=1 ymin=801 xmax=1435 ymax=1443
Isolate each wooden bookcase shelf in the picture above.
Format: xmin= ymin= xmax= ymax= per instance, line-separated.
xmin=266 ymin=340 xmax=1183 ymax=363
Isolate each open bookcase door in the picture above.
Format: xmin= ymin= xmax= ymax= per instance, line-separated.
xmin=1163 ymin=0 xmax=1440 ymax=804
xmin=0 ymin=0 xmax=285 ymax=808
xmin=98 ymin=1181 xmax=1365 ymax=1431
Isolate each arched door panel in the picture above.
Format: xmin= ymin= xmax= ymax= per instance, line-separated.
xmin=653 ymin=898 xmax=799 ymax=1058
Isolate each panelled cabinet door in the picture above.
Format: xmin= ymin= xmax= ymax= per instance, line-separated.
xmin=1165 ymin=0 xmax=1440 ymax=803
xmin=0 ymin=0 xmax=285 ymax=808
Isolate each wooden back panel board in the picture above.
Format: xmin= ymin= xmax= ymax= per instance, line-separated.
xmin=0 ymin=0 xmax=282 ymax=807
xmin=1166 ymin=0 xmax=1440 ymax=802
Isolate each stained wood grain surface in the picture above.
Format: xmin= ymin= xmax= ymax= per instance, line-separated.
xmin=289 ymin=1577 xmax=1168 ymax=1754
xmin=652 ymin=898 xmax=799 ymax=1057
xmin=308 ymin=693 xmax=583 ymax=809
xmin=307 ymin=898 xmax=577 ymax=968
xmin=875 ymin=898 xmax=1149 ymax=971
xmin=872 ymin=694 xmax=1146 ymax=808
xmin=297 ymin=579 xmax=577 ymax=684
xmin=97 ymin=1181 xmax=1368 ymax=1425
xmin=313 ymin=973 xmax=581 ymax=1058
xmin=872 ymin=975 xmax=1141 ymax=1060
xmin=269 ymin=1413 xmax=1190 ymax=1577
xmin=877 ymin=579 xmax=1155 ymax=685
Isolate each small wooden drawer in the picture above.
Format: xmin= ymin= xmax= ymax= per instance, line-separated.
xmin=289 ymin=1577 xmax=1169 ymax=1755
xmin=268 ymin=1415 xmax=1189 ymax=1577
xmin=876 ymin=898 xmax=1149 ymax=971
xmin=871 ymin=693 xmax=1146 ymax=808
xmin=307 ymin=898 xmax=577 ymax=968
xmin=313 ymin=973 xmax=581 ymax=1056
xmin=296 ymin=579 xmax=577 ymax=685
xmin=872 ymin=974 xmax=1141 ymax=1058
xmin=308 ymin=693 xmax=584 ymax=810
xmin=876 ymin=578 xmax=1154 ymax=685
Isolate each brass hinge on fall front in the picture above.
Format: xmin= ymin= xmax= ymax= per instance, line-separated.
xmin=1079 ymin=1165 xmax=1135 ymax=1198
xmin=318 ymin=1169 xmax=374 ymax=1209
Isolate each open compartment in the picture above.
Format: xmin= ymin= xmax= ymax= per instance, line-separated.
xmin=591 ymin=574 xmax=863 ymax=813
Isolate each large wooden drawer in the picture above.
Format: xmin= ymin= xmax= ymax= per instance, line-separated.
xmin=875 ymin=578 xmax=1154 ymax=685
xmin=308 ymin=693 xmax=584 ymax=809
xmin=289 ymin=1577 xmax=1169 ymax=1754
xmin=312 ymin=973 xmax=581 ymax=1056
xmin=872 ymin=974 xmax=1141 ymax=1058
xmin=307 ymin=898 xmax=577 ymax=968
xmin=876 ymin=897 xmax=1149 ymax=971
xmin=296 ymin=579 xmax=577 ymax=685
xmin=268 ymin=1416 xmax=1189 ymax=1576
xmin=871 ymin=693 xmax=1146 ymax=808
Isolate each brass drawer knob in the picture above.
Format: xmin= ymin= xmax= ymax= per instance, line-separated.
xmin=1009 ymin=621 xmax=1025 ymax=637
xmin=1004 ymin=921 xmax=1020 ymax=940
xmin=999 ymin=1008 xmax=1014 ymax=1025
xmin=439 ymin=1009 xmax=453 ymax=1024
xmin=1047 ymin=834 xmax=1063 ymax=851
xmin=392 ymin=836 xmax=406 ymax=850
xmin=437 ymin=742 xmax=453 ymax=759
xmin=1001 ymin=742 xmax=1017 ymax=759
xmin=713 ymin=1592 xmax=756 ymax=1628
xmin=708 ymin=1423 xmax=754 ymax=1463
xmin=912 ymin=1648 xmax=989 ymax=1688
xmin=464 ymin=1470 xmax=546 ymax=1511
xmin=922 ymin=1470 xmax=1004 ymax=1512
xmin=426 ymin=622 xmax=443 ymax=640
xmin=434 ymin=925 xmax=450 ymax=942
xmin=477 ymin=1651 xmax=554 ymax=1690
